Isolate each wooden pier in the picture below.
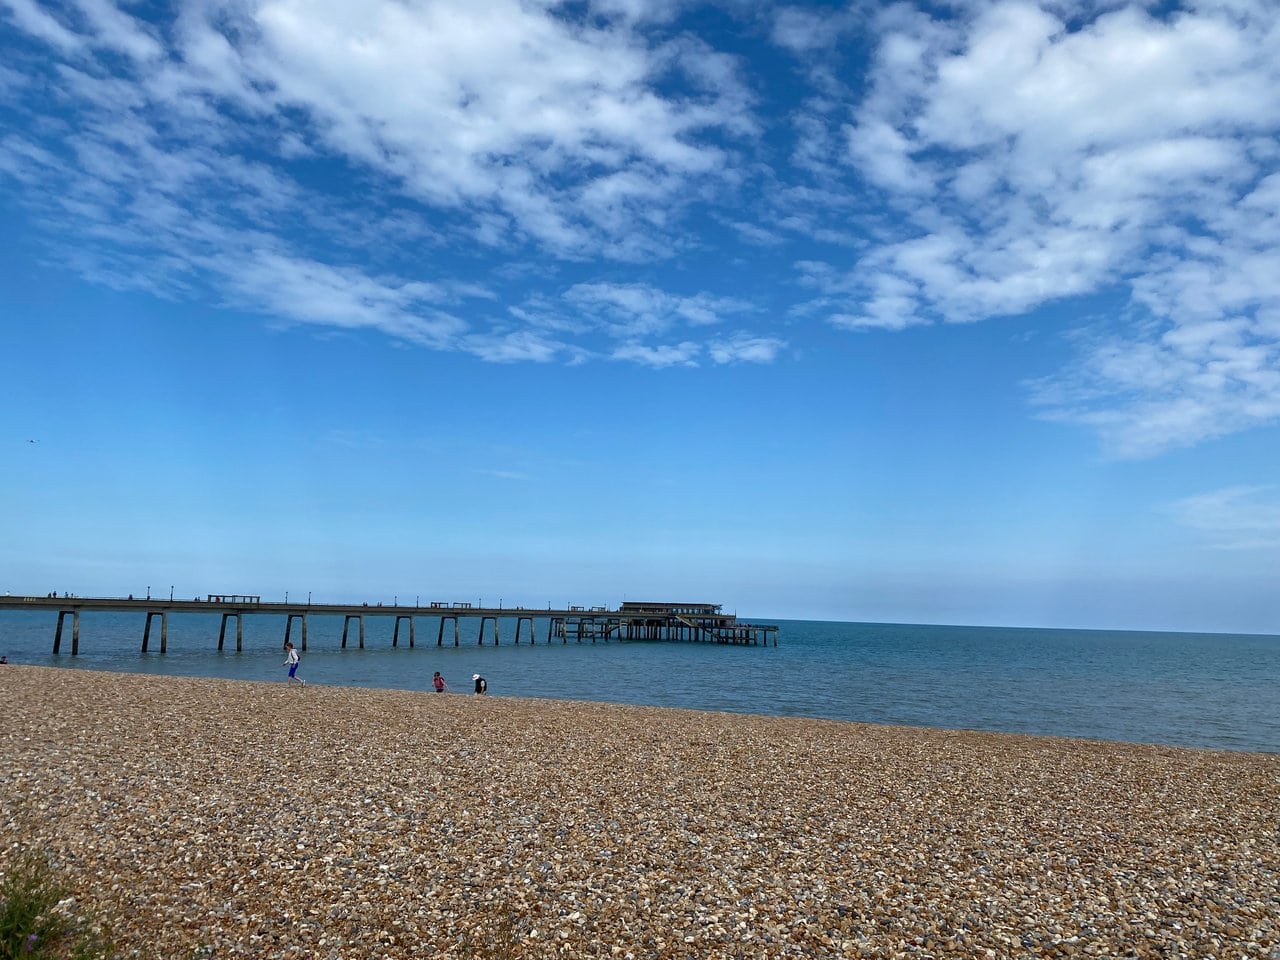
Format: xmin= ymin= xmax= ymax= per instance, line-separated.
xmin=0 ymin=596 xmax=778 ymax=655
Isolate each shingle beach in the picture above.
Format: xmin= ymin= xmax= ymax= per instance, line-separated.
xmin=2 ymin=666 xmax=1277 ymax=959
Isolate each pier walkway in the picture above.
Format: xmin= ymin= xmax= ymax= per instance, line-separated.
xmin=0 ymin=596 xmax=778 ymax=655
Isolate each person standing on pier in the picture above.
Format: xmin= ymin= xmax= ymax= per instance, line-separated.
xmin=282 ymin=641 xmax=304 ymax=686
xmin=432 ymin=671 xmax=447 ymax=693
xmin=473 ymin=674 xmax=487 ymax=694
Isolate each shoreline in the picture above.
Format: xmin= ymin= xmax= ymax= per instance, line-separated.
xmin=8 ymin=658 xmax=1278 ymax=758
xmin=4 ymin=615 xmax=1277 ymax=756
xmin=3 ymin=665 xmax=1278 ymax=958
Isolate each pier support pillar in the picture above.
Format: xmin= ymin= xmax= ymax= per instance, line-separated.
xmin=218 ymin=613 xmax=245 ymax=652
xmin=437 ymin=616 xmax=459 ymax=647
xmin=142 ymin=612 xmax=167 ymax=653
xmin=515 ymin=616 xmax=534 ymax=644
xmin=477 ymin=616 xmax=499 ymax=645
xmin=340 ymin=615 xmax=365 ymax=649
xmin=285 ymin=613 xmax=307 ymax=651
xmin=393 ymin=615 xmax=415 ymax=648
xmin=53 ymin=610 xmax=80 ymax=656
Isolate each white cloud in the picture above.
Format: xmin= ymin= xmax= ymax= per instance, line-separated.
xmin=214 ymin=0 xmax=747 ymax=251
xmin=612 ymin=341 xmax=701 ymax=367
xmin=816 ymin=0 xmax=1280 ymax=456
xmin=0 ymin=0 xmax=83 ymax=53
xmin=708 ymin=333 xmax=787 ymax=364
xmin=728 ymin=219 xmax=784 ymax=246
xmin=845 ymin=118 xmax=932 ymax=194
xmin=0 ymin=0 xmax=760 ymax=362
xmin=0 ymin=62 xmax=25 ymax=94
xmin=463 ymin=330 xmax=571 ymax=364
xmin=4 ymin=0 xmax=1279 ymax=439
xmin=1030 ymin=316 xmax=1280 ymax=458
xmin=771 ymin=6 xmax=839 ymax=52
xmin=589 ymin=0 xmax=687 ymax=24
xmin=1171 ymin=485 xmax=1280 ymax=550
xmin=564 ymin=282 xmax=752 ymax=338
xmin=72 ymin=0 xmax=163 ymax=62
xmin=223 ymin=251 xmax=468 ymax=346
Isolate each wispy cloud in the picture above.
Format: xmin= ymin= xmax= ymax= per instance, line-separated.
xmin=225 ymin=252 xmax=468 ymax=347
xmin=708 ymin=333 xmax=787 ymax=364
xmin=2 ymin=0 xmax=1279 ymax=460
xmin=564 ymin=282 xmax=754 ymax=339
xmin=0 ymin=0 xmax=754 ymax=358
xmin=800 ymin=0 xmax=1280 ymax=456
xmin=1170 ymin=486 xmax=1280 ymax=550
xmin=612 ymin=341 xmax=701 ymax=368
xmin=1 ymin=0 xmax=84 ymax=53
xmin=183 ymin=0 xmax=749 ymax=252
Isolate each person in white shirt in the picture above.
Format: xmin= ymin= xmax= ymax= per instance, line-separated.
xmin=282 ymin=641 xmax=304 ymax=686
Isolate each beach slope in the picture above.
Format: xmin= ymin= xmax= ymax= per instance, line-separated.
xmin=1 ymin=667 xmax=1277 ymax=958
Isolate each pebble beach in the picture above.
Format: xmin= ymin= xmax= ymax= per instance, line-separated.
xmin=2 ymin=666 xmax=1277 ymax=959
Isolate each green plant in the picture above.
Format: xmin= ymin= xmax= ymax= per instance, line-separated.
xmin=0 ymin=852 xmax=115 ymax=960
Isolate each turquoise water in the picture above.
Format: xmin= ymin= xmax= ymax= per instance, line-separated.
xmin=2 ymin=611 xmax=1277 ymax=753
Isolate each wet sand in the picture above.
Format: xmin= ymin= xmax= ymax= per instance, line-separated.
xmin=1 ymin=666 xmax=1277 ymax=958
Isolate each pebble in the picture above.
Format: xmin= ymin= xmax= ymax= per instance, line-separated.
xmin=1 ymin=666 xmax=1277 ymax=958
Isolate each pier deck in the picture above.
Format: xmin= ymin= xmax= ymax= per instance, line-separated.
xmin=0 ymin=596 xmax=778 ymax=654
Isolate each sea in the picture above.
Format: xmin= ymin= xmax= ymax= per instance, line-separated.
xmin=3 ymin=611 xmax=1278 ymax=754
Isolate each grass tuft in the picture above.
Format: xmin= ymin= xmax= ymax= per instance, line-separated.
xmin=0 ymin=852 xmax=116 ymax=960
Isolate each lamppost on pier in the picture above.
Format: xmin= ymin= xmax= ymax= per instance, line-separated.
xmin=285 ymin=591 xmax=289 ymax=604
xmin=394 ymin=595 xmax=398 ymax=606
xmin=146 ymin=586 xmax=150 ymax=600
xmin=308 ymin=591 xmax=311 ymax=606
xmin=169 ymin=585 xmax=174 ymax=601
xmin=416 ymin=595 xmax=419 ymax=607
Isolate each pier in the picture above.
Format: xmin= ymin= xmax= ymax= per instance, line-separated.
xmin=0 ymin=596 xmax=778 ymax=654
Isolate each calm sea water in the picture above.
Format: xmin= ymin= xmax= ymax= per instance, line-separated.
xmin=2 ymin=611 xmax=1277 ymax=754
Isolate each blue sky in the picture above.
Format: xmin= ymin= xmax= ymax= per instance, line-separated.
xmin=2 ymin=0 xmax=1278 ymax=633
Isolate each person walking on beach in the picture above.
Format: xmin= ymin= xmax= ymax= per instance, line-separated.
xmin=282 ymin=641 xmax=304 ymax=686
xmin=432 ymin=671 xmax=447 ymax=693
xmin=473 ymin=674 xmax=487 ymax=694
